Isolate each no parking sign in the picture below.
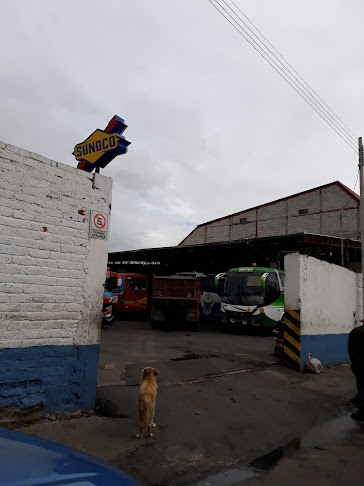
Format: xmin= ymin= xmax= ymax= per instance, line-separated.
xmin=89 ymin=210 xmax=108 ymax=239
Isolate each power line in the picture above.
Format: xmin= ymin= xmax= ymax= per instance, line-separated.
xmin=353 ymin=169 xmax=360 ymax=193
xmin=228 ymin=0 xmax=358 ymax=142
xmin=208 ymin=0 xmax=358 ymax=152
xmin=220 ymin=0 xmax=357 ymax=146
xmin=343 ymin=169 xmax=360 ymax=209
xmin=209 ymin=0 xmax=357 ymax=151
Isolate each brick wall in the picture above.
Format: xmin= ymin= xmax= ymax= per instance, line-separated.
xmin=206 ymin=221 xmax=230 ymax=243
xmin=180 ymin=183 xmax=360 ymax=246
xmin=183 ymin=225 xmax=206 ymax=245
xmin=0 ymin=142 xmax=112 ymax=416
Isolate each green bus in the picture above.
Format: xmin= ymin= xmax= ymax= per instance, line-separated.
xmin=221 ymin=266 xmax=285 ymax=329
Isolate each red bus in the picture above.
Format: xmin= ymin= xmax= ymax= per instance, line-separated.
xmin=105 ymin=271 xmax=148 ymax=314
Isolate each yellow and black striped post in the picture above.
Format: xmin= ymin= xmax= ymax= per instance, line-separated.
xmin=283 ymin=310 xmax=301 ymax=371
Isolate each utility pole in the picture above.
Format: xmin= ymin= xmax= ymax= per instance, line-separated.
xmin=359 ymin=137 xmax=364 ymax=319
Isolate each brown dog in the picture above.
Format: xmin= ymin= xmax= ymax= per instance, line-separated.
xmin=136 ymin=367 xmax=160 ymax=439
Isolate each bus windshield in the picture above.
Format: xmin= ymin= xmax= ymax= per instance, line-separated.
xmin=223 ymin=272 xmax=264 ymax=306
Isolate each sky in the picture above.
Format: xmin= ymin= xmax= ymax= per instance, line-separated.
xmin=1 ymin=0 xmax=364 ymax=252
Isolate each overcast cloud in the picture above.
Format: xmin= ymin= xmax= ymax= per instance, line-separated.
xmin=1 ymin=1 xmax=363 ymax=251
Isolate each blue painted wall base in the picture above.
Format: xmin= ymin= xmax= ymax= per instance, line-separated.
xmin=300 ymin=333 xmax=350 ymax=371
xmin=0 ymin=344 xmax=99 ymax=413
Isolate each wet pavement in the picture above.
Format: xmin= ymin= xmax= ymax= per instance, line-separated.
xmin=19 ymin=319 xmax=362 ymax=486
xmin=96 ymin=319 xmax=275 ymax=388
xmin=192 ymin=412 xmax=364 ymax=485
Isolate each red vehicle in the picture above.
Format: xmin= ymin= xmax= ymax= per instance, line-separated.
xmin=150 ymin=275 xmax=201 ymax=331
xmin=105 ymin=271 xmax=148 ymax=315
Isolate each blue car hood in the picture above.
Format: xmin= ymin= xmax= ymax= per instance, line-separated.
xmin=0 ymin=427 xmax=139 ymax=486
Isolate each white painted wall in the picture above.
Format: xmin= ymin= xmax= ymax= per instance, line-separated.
xmin=284 ymin=253 xmax=301 ymax=311
xmin=0 ymin=142 xmax=112 ymax=349
xmin=300 ymin=255 xmax=358 ymax=335
xmin=284 ymin=253 xmax=363 ymax=369
xmin=285 ymin=253 xmax=361 ymax=335
xmin=355 ymin=273 xmax=363 ymax=323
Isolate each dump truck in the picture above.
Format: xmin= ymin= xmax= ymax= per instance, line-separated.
xmin=150 ymin=275 xmax=201 ymax=331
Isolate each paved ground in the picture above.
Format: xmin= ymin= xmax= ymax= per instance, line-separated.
xmin=19 ymin=319 xmax=364 ymax=486
xmin=96 ymin=318 xmax=274 ymax=388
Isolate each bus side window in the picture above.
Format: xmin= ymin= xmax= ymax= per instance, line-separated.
xmin=265 ymin=273 xmax=280 ymax=305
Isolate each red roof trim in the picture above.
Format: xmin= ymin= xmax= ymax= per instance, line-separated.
xmin=337 ymin=181 xmax=360 ymax=203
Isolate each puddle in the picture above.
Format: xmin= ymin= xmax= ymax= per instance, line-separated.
xmin=299 ymin=412 xmax=358 ymax=448
xmin=191 ymin=412 xmax=362 ymax=485
xmin=170 ymin=353 xmax=218 ymax=361
xmin=249 ymin=438 xmax=300 ymax=470
xmin=192 ymin=466 xmax=260 ymax=485
xmin=192 ymin=438 xmax=299 ymax=486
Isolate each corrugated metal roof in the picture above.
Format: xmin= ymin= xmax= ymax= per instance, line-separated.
xmin=109 ymin=231 xmax=361 ymax=258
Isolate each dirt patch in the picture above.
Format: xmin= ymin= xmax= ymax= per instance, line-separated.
xmin=94 ymin=397 xmax=131 ymax=419
xmin=0 ymin=403 xmax=44 ymax=428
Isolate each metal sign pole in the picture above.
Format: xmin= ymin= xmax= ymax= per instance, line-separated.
xmin=359 ymin=137 xmax=364 ymax=319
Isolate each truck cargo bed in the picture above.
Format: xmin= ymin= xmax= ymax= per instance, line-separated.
xmin=151 ymin=276 xmax=200 ymax=302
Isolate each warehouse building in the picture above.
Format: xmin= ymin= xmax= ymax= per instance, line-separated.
xmin=109 ymin=181 xmax=361 ymax=276
xmin=179 ymin=181 xmax=360 ymax=246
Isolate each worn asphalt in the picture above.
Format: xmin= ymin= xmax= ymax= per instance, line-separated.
xmin=19 ymin=319 xmax=363 ymax=485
